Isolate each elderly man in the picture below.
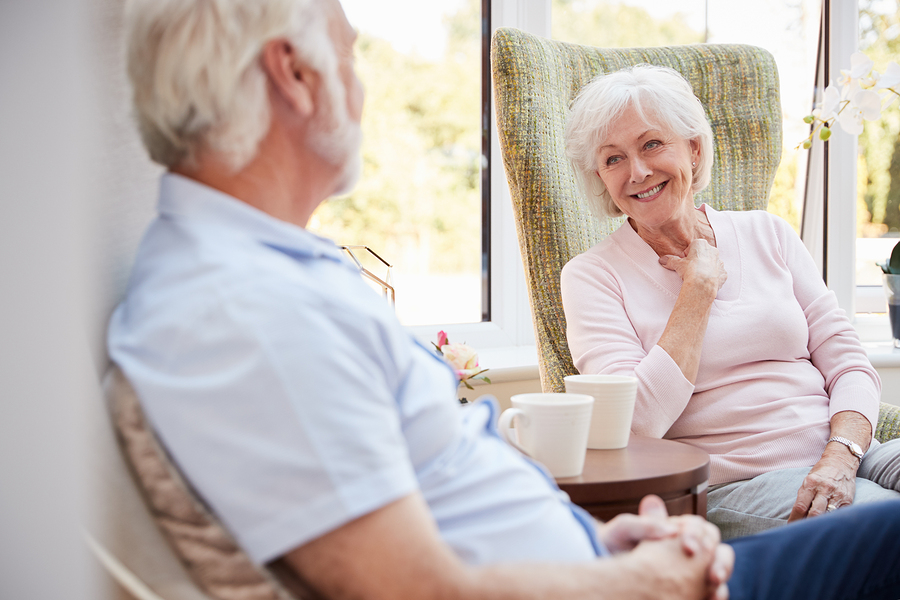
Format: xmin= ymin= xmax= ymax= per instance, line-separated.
xmin=108 ymin=1 xmax=900 ymax=599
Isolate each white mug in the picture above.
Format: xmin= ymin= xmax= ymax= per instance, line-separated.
xmin=564 ymin=374 xmax=637 ymax=449
xmin=498 ymin=393 xmax=594 ymax=477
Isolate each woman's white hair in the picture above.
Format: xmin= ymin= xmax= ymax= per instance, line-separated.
xmin=125 ymin=0 xmax=342 ymax=171
xmin=564 ymin=64 xmax=714 ymax=220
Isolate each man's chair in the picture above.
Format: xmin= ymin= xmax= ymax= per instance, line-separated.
xmin=102 ymin=364 xmax=321 ymax=600
xmin=490 ymin=27 xmax=900 ymax=444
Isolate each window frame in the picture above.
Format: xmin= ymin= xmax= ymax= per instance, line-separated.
xmin=408 ymin=0 xmax=548 ymax=351
xmin=806 ymin=0 xmax=875 ymax=317
xmin=824 ymin=0 xmax=860 ymax=316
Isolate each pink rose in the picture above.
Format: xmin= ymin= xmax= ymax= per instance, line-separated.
xmin=432 ymin=332 xmax=490 ymax=392
xmin=440 ymin=342 xmax=480 ymax=379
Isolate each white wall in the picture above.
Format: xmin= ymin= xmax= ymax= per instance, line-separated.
xmin=0 ymin=1 xmax=103 ymax=598
xmin=876 ymin=367 xmax=900 ymax=407
xmin=459 ymin=377 xmax=543 ymax=411
xmin=0 ymin=0 xmax=164 ymax=597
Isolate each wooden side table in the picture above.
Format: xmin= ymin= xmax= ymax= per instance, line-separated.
xmin=556 ymin=437 xmax=710 ymax=522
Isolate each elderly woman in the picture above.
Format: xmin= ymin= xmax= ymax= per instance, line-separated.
xmin=560 ymin=64 xmax=900 ymax=540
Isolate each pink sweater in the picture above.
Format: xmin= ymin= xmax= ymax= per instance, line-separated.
xmin=560 ymin=205 xmax=881 ymax=485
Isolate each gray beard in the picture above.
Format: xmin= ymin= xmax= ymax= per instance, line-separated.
xmin=329 ymin=124 xmax=362 ymax=197
xmin=306 ymin=88 xmax=363 ymax=198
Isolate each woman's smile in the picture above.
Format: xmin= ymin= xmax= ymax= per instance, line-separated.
xmin=634 ymin=181 xmax=667 ymax=200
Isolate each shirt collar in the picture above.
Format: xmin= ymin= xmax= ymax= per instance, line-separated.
xmin=158 ymin=172 xmax=348 ymax=265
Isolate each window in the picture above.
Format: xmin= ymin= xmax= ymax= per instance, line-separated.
xmin=311 ymin=0 xmax=541 ymax=353
xmin=855 ymin=1 xmax=900 ymax=311
xmin=800 ymin=0 xmax=867 ymax=316
xmin=324 ymin=0 xmax=877 ymax=358
xmin=313 ymin=0 xmax=487 ymax=328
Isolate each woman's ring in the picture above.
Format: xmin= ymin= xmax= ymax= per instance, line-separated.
xmin=826 ymin=503 xmax=837 ymax=512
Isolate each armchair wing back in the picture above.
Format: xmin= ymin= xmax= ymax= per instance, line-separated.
xmin=490 ymin=27 xmax=782 ymax=393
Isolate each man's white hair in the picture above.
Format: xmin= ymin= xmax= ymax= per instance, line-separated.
xmin=125 ymin=0 xmax=342 ymax=171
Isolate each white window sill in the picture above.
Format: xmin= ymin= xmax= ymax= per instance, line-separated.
xmin=462 ymin=311 xmax=900 ymax=388
xmin=854 ymin=313 xmax=900 ymax=368
xmin=469 ymin=313 xmax=900 ymax=387
xmin=469 ymin=345 xmax=540 ymax=384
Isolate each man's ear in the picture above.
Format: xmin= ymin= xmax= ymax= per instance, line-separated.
xmin=260 ymin=39 xmax=318 ymax=118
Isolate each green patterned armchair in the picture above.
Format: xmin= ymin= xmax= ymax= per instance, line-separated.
xmin=490 ymin=27 xmax=900 ymax=444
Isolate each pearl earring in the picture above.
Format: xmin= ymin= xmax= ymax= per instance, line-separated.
xmin=692 ymin=162 xmax=696 ymax=167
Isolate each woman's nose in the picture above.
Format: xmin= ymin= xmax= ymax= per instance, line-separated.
xmin=630 ymin=157 xmax=651 ymax=183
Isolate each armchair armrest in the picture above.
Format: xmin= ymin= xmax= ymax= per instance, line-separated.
xmin=876 ymin=402 xmax=900 ymax=443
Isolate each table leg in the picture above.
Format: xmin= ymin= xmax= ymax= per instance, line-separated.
xmin=694 ymin=488 xmax=708 ymax=519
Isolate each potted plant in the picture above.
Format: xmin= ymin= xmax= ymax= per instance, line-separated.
xmin=878 ymin=244 xmax=900 ymax=347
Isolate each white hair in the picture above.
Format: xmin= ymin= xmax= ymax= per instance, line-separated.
xmin=124 ymin=0 xmax=344 ymax=171
xmin=565 ymin=64 xmax=714 ymax=220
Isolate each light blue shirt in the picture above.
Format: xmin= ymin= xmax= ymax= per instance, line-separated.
xmin=108 ymin=174 xmax=605 ymax=565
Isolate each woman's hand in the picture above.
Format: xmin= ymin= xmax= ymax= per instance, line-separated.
xmin=789 ymin=410 xmax=871 ymax=522
xmin=655 ymin=239 xmax=726 ymax=384
xmin=788 ymin=453 xmax=857 ymax=521
xmin=659 ymin=238 xmax=727 ymax=295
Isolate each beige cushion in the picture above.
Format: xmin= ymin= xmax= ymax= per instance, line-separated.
xmin=104 ymin=364 xmax=320 ymax=600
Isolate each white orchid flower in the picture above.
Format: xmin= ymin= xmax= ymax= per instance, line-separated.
xmin=799 ymin=52 xmax=896 ymax=149
xmin=860 ymin=75 xmax=879 ymax=89
xmin=816 ymin=83 xmax=841 ymax=121
xmin=838 ymin=89 xmax=882 ymax=135
xmin=849 ymin=52 xmax=875 ymax=79
xmin=841 ymin=78 xmax=861 ymax=100
xmin=838 ymin=69 xmax=853 ymax=88
xmin=855 ymin=89 xmax=883 ymax=120
xmin=838 ymin=108 xmax=864 ymax=135
xmin=877 ymin=61 xmax=900 ymax=90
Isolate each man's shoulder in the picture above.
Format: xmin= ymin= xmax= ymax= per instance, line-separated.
xmin=136 ymin=211 xmax=358 ymax=301
xmin=110 ymin=217 xmax=396 ymax=364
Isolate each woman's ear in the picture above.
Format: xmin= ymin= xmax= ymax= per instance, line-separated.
xmin=260 ymin=39 xmax=317 ymax=118
xmin=690 ymin=138 xmax=701 ymax=165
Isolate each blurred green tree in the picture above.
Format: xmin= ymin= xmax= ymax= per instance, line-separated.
xmin=315 ymin=0 xmax=793 ymax=285
xmin=552 ymin=0 xmax=703 ymax=46
xmin=310 ymin=0 xmax=482 ymax=275
xmin=858 ymin=0 xmax=900 ymax=235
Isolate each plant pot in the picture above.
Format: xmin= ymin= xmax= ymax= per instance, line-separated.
xmin=883 ymin=274 xmax=900 ymax=348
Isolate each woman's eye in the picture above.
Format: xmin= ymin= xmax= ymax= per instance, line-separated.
xmin=606 ymin=156 xmax=622 ymax=166
xmin=645 ymin=140 xmax=661 ymax=150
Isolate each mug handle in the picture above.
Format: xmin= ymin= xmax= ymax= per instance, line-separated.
xmin=498 ymin=408 xmax=529 ymax=455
